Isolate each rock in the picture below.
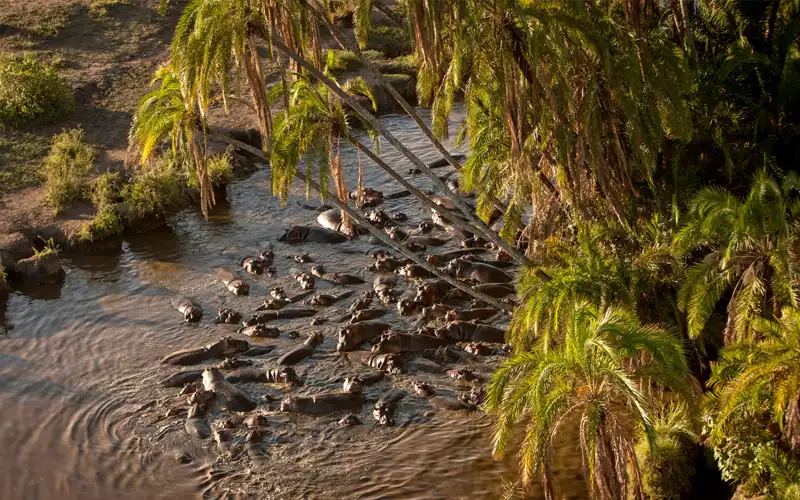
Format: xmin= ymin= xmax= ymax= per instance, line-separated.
xmin=15 ymin=252 xmax=64 ymax=284
xmin=0 ymin=232 xmax=31 ymax=269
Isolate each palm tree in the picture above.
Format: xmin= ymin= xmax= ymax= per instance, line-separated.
xmin=487 ymin=302 xmax=693 ymax=499
xmin=128 ymin=65 xmax=215 ymax=216
xmin=708 ymin=306 xmax=800 ymax=449
xmin=673 ymin=171 xmax=800 ymax=342
xmin=270 ymin=64 xmax=378 ymax=235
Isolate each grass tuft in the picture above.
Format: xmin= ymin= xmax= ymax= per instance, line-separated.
xmin=77 ymin=206 xmax=124 ymax=242
xmin=366 ymin=26 xmax=413 ymax=58
xmin=89 ymin=171 xmax=125 ymax=210
xmin=327 ymin=50 xmax=362 ymax=72
xmin=32 ymin=237 xmax=60 ymax=258
xmin=0 ymin=52 xmax=74 ymax=129
xmin=41 ymin=128 xmax=95 ymax=213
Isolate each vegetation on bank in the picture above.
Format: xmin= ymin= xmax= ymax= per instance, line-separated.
xmin=41 ymin=127 xmax=95 ymax=212
xmin=0 ymin=52 xmax=73 ymax=129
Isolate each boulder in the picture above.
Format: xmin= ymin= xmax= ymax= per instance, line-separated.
xmin=0 ymin=232 xmax=32 ymax=269
xmin=15 ymin=253 xmax=64 ymax=284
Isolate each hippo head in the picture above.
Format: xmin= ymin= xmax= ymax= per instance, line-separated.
xmin=280 ymin=394 xmax=297 ymax=412
xmin=230 ymin=280 xmax=250 ymax=295
xmin=202 ymin=367 xmax=224 ymax=385
xmin=278 ymin=226 xmax=304 ymax=242
xmin=183 ymin=306 xmax=203 ymax=323
xmin=392 ymin=212 xmax=407 ymax=222
xmin=433 ymin=325 xmax=451 ymax=339
xmin=296 ymin=273 xmax=315 ymax=290
xmin=444 ymin=309 xmax=459 ymax=323
xmin=188 ymin=389 xmax=214 ymax=406
xmin=424 ymin=253 xmax=440 ymax=265
xmin=304 ymin=332 xmax=324 ymax=347
xmin=381 ymin=354 xmax=402 ymax=374
xmin=423 ymin=304 xmax=451 ymax=320
xmin=219 ymin=336 xmax=250 ymax=355
xmin=459 ymin=386 xmax=486 ymax=406
xmin=413 ymin=381 xmax=434 ymax=398
xmin=342 ymin=376 xmax=364 ymax=394
xmin=337 ymin=327 xmax=358 ymax=352
xmin=444 ymin=258 xmax=469 ymax=277
xmin=245 ymin=414 xmax=268 ymax=428
xmin=187 ymin=403 xmax=207 ymax=418
xmin=406 ymin=242 xmax=426 ymax=253
xmin=465 ymin=342 xmax=492 ymax=356
xmin=270 ymin=287 xmax=287 ymax=300
xmin=243 ymin=258 xmax=265 ymax=275
xmin=447 ymin=368 xmax=476 ymax=382
xmin=279 ymin=367 xmax=301 ymax=386
xmin=293 ymin=253 xmax=311 ymax=263
xmin=259 ymin=249 xmax=274 ymax=265
xmin=414 ymin=284 xmax=438 ymax=307
xmin=371 ymin=331 xmax=399 ymax=354
xmin=396 ymin=297 xmax=417 ymax=316
xmin=372 ymin=402 xmax=394 ymax=426
xmin=310 ymin=264 xmax=325 ymax=277
xmin=242 ymin=316 xmax=259 ymax=327
xmin=338 ymin=413 xmax=362 ymax=427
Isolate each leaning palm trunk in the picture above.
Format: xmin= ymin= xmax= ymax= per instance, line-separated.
xmin=269 ymin=34 xmax=530 ymax=266
xmin=305 ymin=10 xmax=532 ymax=266
xmin=244 ymin=31 xmax=272 ymax=152
xmin=330 ymin=132 xmax=353 ymax=235
xmin=212 ymin=131 xmax=511 ymax=310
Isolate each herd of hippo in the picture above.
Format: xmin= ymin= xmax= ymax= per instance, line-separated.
xmin=156 ymin=155 xmax=523 ymax=467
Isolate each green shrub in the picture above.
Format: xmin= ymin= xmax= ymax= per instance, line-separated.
xmin=32 ymin=237 xmax=60 ymax=258
xmin=327 ymin=50 xmax=362 ymax=72
xmin=89 ymin=171 xmax=124 ymax=209
xmin=77 ymin=206 xmax=124 ymax=242
xmin=187 ymin=152 xmax=233 ymax=188
xmin=379 ymin=54 xmax=418 ymax=75
xmin=41 ymin=128 xmax=95 ymax=212
xmin=122 ymin=159 xmax=187 ymax=218
xmin=366 ymin=26 xmax=412 ymax=58
xmin=0 ymin=53 xmax=74 ymax=128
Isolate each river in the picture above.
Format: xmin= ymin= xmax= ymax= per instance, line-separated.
xmin=0 ymin=108 xmax=586 ymax=499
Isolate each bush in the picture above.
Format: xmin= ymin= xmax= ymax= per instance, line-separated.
xmin=0 ymin=52 xmax=74 ymax=128
xmin=122 ymin=158 xmax=187 ymax=218
xmin=77 ymin=206 xmax=124 ymax=242
xmin=188 ymin=152 xmax=233 ymax=188
xmin=327 ymin=50 xmax=362 ymax=72
xmin=89 ymin=171 xmax=125 ymax=209
xmin=378 ymin=54 xmax=418 ymax=75
xmin=41 ymin=128 xmax=95 ymax=212
xmin=32 ymin=237 xmax=60 ymax=258
xmin=366 ymin=26 xmax=413 ymax=58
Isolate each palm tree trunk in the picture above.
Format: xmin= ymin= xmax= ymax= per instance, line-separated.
xmin=210 ymin=130 xmax=513 ymax=310
xmin=268 ymin=34 xmax=531 ymax=267
xmin=374 ymin=0 xmax=405 ymax=28
xmin=245 ymin=31 xmax=272 ymax=153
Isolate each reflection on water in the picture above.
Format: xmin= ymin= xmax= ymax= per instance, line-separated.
xmin=0 ymin=107 xmax=587 ymax=499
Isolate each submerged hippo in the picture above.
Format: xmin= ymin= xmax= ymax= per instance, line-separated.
xmin=255 ymin=289 xmax=315 ymax=311
xmin=161 ymin=337 xmax=250 ymax=366
xmin=373 ymin=389 xmax=406 ymax=426
xmin=245 ymin=308 xmax=318 ymax=324
xmin=310 ymin=264 xmax=365 ymax=285
xmin=225 ymin=366 xmax=301 ymax=386
xmin=349 ymin=187 xmax=384 ymax=208
xmin=278 ymin=226 xmax=348 ymax=244
xmin=386 ymin=227 xmax=447 ymax=247
xmin=425 ymin=248 xmax=489 ymax=265
xmin=216 ymin=269 xmax=249 ymax=296
xmin=436 ymin=321 xmax=506 ymax=343
xmin=215 ymin=307 xmax=242 ymax=325
xmin=305 ymin=290 xmax=355 ymax=307
xmin=202 ymin=367 xmax=258 ymax=412
xmin=185 ymin=404 xmax=211 ymax=439
xmin=337 ymin=321 xmax=392 ymax=351
xmin=346 ymin=350 xmax=401 ymax=373
xmin=371 ymin=331 xmax=450 ymax=354
xmin=240 ymin=256 xmax=266 ymax=275
xmin=445 ymin=259 xmax=513 ymax=284
xmin=444 ymin=308 xmax=500 ymax=323
xmin=277 ymin=332 xmax=324 ymax=366
xmin=446 ymin=283 xmax=516 ymax=301
xmin=172 ymin=296 xmax=203 ymax=323
xmin=428 ymin=154 xmax=466 ymax=169
xmin=280 ymin=391 xmax=363 ymax=415
xmin=422 ymin=345 xmax=476 ymax=364
xmin=237 ymin=324 xmax=280 ymax=338
xmin=290 ymin=269 xmax=316 ymax=290
xmin=413 ymin=382 xmax=475 ymax=412
xmin=160 ymin=369 xmax=204 ymax=388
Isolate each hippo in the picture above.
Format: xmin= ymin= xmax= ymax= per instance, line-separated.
xmin=346 ymin=350 xmax=401 ymax=373
xmin=317 ymin=209 xmax=348 ymax=232
xmin=278 ymin=226 xmax=348 ymax=244
xmin=348 ymin=187 xmax=384 ymax=208
xmin=185 ymin=404 xmax=211 ymax=439
xmin=215 ymin=307 xmax=242 ymax=325
xmin=215 ymin=357 xmax=252 ymax=370
xmin=338 ymin=414 xmax=362 ymax=427
xmin=446 ymin=283 xmax=516 ymax=301
xmin=436 ymin=321 xmax=505 ymax=343
xmin=366 ymin=255 xmax=406 ymax=273
xmin=202 ymin=367 xmax=258 ymax=412
xmin=277 ymin=332 xmax=324 ymax=366
xmin=237 ymin=324 xmax=280 ymax=338
xmin=444 ymin=308 xmax=500 ymax=323
xmin=373 ymin=275 xmax=399 ymax=304
xmin=246 ymin=308 xmax=318 ymax=324
xmin=460 ymin=386 xmax=487 ymax=406
xmin=242 ymin=345 xmax=277 ymax=357
xmin=396 ymin=263 xmax=435 ymax=279
xmin=172 ymin=296 xmax=203 ymax=323
xmin=396 ymin=297 xmax=418 ymax=316
xmin=188 ymin=389 xmax=214 ymax=406
xmin=419 ymin=304 xmax=455 ymax=322
xmin=225 ymin=366 xmax=301 ymax=386
xmin=425 ymin=248 xmax=489 ymax=265
xmin=405 ymin=357 xmax=447 ymax=374
xmin=460 ymin=255 xmax=517 ymax=269
xmin=463 ymin=342 xmax=495 ymax=356
xmin=240 ymin=256 xmax=266 ymax=275
xmin=371 ymin=331 xmax=450 ymax=354
xmin=348 ymin=294 xmax=374 ymax=313
xmin=244 ymin=414 xmax=268 ymax=428
xmin=305 ymin=290 xmax=355 ymax=307
xmin=280 ymin=379 xmax=364 ymax=415
xmin=447 ymin=367 xmax=482 ymax=383
xmin=373 ymin=389 xmax=406 ymax=426
xmin=337 ymin=321 xmax=392 ymax=351
xmin=288 ymin=253 xmax=313 ymax=263
xmin=255 ymin=290 xmax=315 ymax=311
xmin=216 ymin=269 xmax=249 ymax=296
xmin=161 ymin=337 xmax=250 ymax=366
xmin=460 ymin=236 xmax=488 ymax=248
xmin=422 ymin=345 xmax=476 ymax=364
xmin=310 ymin=264 xmax=365 ymax=285
xmin=445 ymin=259 xmax=513 ymax=284
xmin=335 ymin=308 xmax=388 ymax=324
xmin=428 ymin=154 xmax=466 ymax=169
xmin=364 ymin=208 xmax=392 ymax=228
xmin=160 ymin=370 xmax=204 ymax=388
xmin=386 ymin=226 xmax=447 ymax=247
xmin=412 ymin=381 xmax=476 ymax=411
xmin=289 ymin=269 xmax=316 ymax=290
xmin=414 ymin=280 xmax=451 ymax=307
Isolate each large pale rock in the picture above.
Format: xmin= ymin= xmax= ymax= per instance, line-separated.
xmin=15 ymin=253 xmax=64 ymax=284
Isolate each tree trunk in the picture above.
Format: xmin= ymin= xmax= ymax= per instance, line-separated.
xmin=269 ymin=31 xmax=532 ymax=267
xmin=374 ymin=0 xmax=405 ymax=28
xmin=210 ymin=131 xmax=513 ymax=310
xmin=303 ymin=8 xmax=533 ymax=267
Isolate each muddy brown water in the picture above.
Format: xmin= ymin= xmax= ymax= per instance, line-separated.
xmin=0 ymin=109 xmax=587 ymax=499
